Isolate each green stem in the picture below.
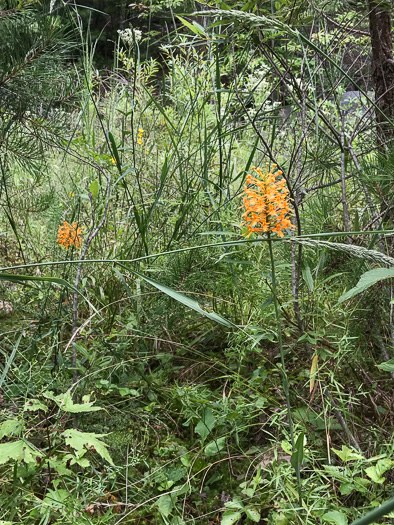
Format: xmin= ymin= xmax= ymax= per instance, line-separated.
xmin=267 ymin=233 xmax=302 ymax=502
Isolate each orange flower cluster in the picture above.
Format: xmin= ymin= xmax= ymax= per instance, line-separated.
xmin=57 ymin=221 xmax=82 ymax=249
xmin=241 ymin=164 xmax=295 ymax=237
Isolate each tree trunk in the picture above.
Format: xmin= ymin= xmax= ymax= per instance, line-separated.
xmin=368 ymin=0 xmax=394 ymax=147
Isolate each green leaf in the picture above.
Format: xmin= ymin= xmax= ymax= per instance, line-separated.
xmin=195 ymin=407 xmax=215 ymax=442
xmin=378 ymin=358 xmax=394 ymax=372
xmin=204 ymin=437 xmax=226 ymax=456
xmin=0 ymin=273 xmax=98 ymax=314
xmin=107 ymin=131 xmax=121 ymax=171
xmin=0 ymin=440 xmax=43 ymax=465
xmin=118 ymin=387 xmax=139 ymax=396
xmin=245 ymin=507 xmax=260 ymax=522
xmin=157 ymin=494 xmax=175 ymax=517
xmin=42 ymin=488 xmax=70 ymax=512
xmin=130 ymin=269 xmax=235 ymax=328
xmin=224 ymin=497 xmax=244 ymax=510
xmin=322 ymin=510 xmax=348 ymax=525
xmin=221 ymin=510 xmax=242 ymax=525
xmin=338 ymin=267 xmax=394 ymax=303
xmin=43 ymin=391 xmax=102 ymax=413
xmin=302 ymin=263 xmax=314 ymax=292
xmin=24 ymin=399 xmax=48 ymax=413
xmin=0 ymin=420 xmax=23 ymax=439
xmin=332 ymin=445 xmax=363 ymax=463
xmin=89 ymin=179 xmax=99 ymax=199
xmin=291 ymin=432 xmax=304 ymax=472
xmin=62 ymin=429 xmax=114 ymax=465
xmin=340 ymin=482 xmax=355 ymax=495
xmin=177 ymin=16 xmax=206 ymax=36
xmin=365 ymin=458 xmax=393 ymax=483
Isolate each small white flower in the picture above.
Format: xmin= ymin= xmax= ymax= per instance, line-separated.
xmin=118 ymin=28 xmax=142 ymax=47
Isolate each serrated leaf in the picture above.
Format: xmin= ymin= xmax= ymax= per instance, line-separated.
xmin=195 ymin=407 xmax=215 ymax=442
xmin=62 ymin=429 xmax=113 ymax=465
xmin=245 ymin=506 xmax=260 ymax=522
xmin=365 ymin=458 xmax=393 ymax=483
xmin=23 ymin=399 xmax=48 ymax=413
xmin=0 ymin=440 xmax=43 ymax=465
xmin=332 ymin=445 xmax=363 ymax=463
xmin=322 ymin=510 xmax=348 ymax=525
xmin=323 ymin=465 xmax=350 ymax=482
xmin=221 ymin=510 xmax=242 ymax=525
xmin=0 ymin=420 xmax=23 ymax=439
xmin=43 ymin=391 xmax=102 ymax=413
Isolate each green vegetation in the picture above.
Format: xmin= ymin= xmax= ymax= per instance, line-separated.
xmin=1 ymin=1 xmax=394 ymax=524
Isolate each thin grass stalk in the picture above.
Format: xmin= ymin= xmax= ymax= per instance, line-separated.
xmin=267 ymin=233 xmax=301 ymax=502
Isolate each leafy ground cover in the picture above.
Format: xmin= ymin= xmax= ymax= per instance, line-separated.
xmin=1 ymin=1 xmax=394 ymax=524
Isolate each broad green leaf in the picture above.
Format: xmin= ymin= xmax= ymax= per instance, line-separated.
xmin=204 ymin=437 xmax=226 ymax=456
xmin=221 ymin=510 xmax=242 ymax=525
xmin=171 ymin=518 xmax=185 ymax=525
xmin=322 ymin=510 xmax=348 ymax=525
xmin=338 ymin=268 xmax=394 ymax=304
xmin=274 ymin=514 xmax=289 ymax=525
xmin=353 ymin=477 xmax=370 ymax=493
xmin=302 ymin=263 xmax=314 ymax=292
xmin=340 ymin=482 xmax=355 ymax=495
xmin=0 ymin=440 xmax=43 ymax=465
xmin=131 ymin=269 xmax=235 ymax=328
xmin=177 ymin=16 xmax=207 ymax=36
xmin=245 ymin=507 xmax=260 ymax=522
xmin=41 ymin=488 xmax=70 ymax=512
xmin=157 ymin=494 xmax=176 ymax=517
xmin=0 ymin=420 xmax=23 ymax=439
xmin=323 ymin=465 xmax=350 ymax=483
xmin=43 ymin=391 xmax=102 ymax=413
xmin=291 ymin=433 xmax=304 ymax=472
xmin=224 ymin=497 xmax=244 ymax=510
xmin=195 ymin=407 xmax=215 ymax=442
xmin=118 ymin=387 xmax=140 ymax=396
xmin=378 ymin=358 xmax=394 ymax=372
xmin=62 ymin=429 xmax=113 ymax=465
xmin=332 ymin=445 xmax=363 ymax=463
xmin=365 ymin=459 xmax=393 ymax=483
xmin=24 ymin=399 xmax=48 ymax=413
xmin=89 ymin=179 xmax=99 ymax=199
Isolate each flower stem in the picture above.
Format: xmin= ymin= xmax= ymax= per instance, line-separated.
xmin=267 ymin=232 xmax=302 ymax=502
